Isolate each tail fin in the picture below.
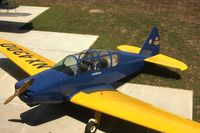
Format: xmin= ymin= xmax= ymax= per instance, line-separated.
xmin=139 ymin=27 xmax=160 ymax=56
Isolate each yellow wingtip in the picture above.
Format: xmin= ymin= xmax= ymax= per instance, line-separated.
xmin=145 ymin=54 xmax=188 ymax=71
xmin=180 ymin=64 xmax=188 ymax=71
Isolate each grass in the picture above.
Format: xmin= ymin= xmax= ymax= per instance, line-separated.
xmin=17 ymin=0 xmax=200 ymax=120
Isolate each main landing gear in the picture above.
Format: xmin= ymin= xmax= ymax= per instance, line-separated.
xmin=85 ymin=112 xmax=101 ymax=133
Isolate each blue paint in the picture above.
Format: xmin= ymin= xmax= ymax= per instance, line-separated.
xmin=139 ymin=27 xmax=160 ymax=55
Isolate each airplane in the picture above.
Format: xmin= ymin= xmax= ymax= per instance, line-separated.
xmin=1 ymin=27 xmax=200 ymax=133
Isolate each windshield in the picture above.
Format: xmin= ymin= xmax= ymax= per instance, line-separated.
xmin=52 ymin=55 xmax=78 ymax=75
xmin=52 ymin=49 xmax=119 ymax=75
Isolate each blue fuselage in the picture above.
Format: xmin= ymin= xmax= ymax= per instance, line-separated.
xmin=16 ymin=51 xmax=148 ymax=105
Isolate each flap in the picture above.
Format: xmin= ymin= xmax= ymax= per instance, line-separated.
xmin=117 ymin=45 xmax=141 ymax=54
xmin=0 ymin=39 xmax=55 ymax=75
xmin=145 ymin=54 xmax=188 ymax=71
xmin=71 ymin=90 xmax=200 ymax=133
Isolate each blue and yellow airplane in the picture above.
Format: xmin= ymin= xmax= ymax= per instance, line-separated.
xmin=1 ymin=27 xmax=200 ymax=133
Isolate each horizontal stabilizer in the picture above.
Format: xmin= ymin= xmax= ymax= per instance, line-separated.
xmin=145 ymin=54 xmax=188 ymax=71
xmin=117 ymin=45 xmax=141 ymax=54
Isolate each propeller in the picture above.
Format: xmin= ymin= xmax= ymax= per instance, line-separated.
xmin=4 ymin=79 xmax=34 ymax=105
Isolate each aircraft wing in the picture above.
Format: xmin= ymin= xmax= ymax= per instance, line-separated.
xmin=71 ymin=89 xmax=200 ymax=133
xmin=0 ymin=39 xmax=55 ymax=75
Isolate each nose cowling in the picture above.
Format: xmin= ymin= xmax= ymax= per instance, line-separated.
xmin=16 ymin=69 xmax=64 ymax=105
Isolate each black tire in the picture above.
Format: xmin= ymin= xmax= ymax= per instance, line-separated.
xmin=85 ymin=121 xmax=98 ymax=133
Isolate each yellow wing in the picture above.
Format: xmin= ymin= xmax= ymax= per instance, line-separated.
xmin=145 ymin=54 xmax=188 ymax=71
xmin=0 ymin=39 xmax=55 ymax=75
xmin=71 ymin=90 xmax=200 ymax=133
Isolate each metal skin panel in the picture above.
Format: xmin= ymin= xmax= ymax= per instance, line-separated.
xmin=16 ymin=69 xmax=64 ymax=104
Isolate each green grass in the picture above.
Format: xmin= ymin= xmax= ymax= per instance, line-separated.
xmin=17 ymin=0 xmax=200 ymax=120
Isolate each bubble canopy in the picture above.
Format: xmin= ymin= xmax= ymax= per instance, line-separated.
xmin=52 ymin=49 xmax=119 ymax=75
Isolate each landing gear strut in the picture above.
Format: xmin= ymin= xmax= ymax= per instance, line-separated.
xmin=85 ymin=112 xmax=101 ymax=133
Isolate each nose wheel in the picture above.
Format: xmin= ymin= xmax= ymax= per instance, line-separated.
xmin=85 ymin=112 xmax=101 ymax=133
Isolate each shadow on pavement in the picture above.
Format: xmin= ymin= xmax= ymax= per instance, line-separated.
xmin=0 ymin=20 xmax=33 ymax=33
xmin=18 ymin=103 xmax=160 ymax=133
xmin=0 ymin=12 xmax=31 ymax=17
xmin=0 ymin=58 xmax=28 ymax=81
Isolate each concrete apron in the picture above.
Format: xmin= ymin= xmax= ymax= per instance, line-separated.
xmin=0 ymin=6 xmax=49 ymax=23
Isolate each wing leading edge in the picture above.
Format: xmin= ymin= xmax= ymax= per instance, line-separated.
xmin=71 ymin=90 xmax=200 ymax=133
xmin=0 ymin=39 xmax=55 ymax=75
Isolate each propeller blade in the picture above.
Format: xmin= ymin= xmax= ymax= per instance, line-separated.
xmin=4 ymin=79 xmax=34 ymax=105
xmin=4 ymin=93 xmax=17 ymax=105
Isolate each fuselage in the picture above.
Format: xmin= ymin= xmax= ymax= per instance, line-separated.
xmin=16 ymin=50 xmax=149 ymax=105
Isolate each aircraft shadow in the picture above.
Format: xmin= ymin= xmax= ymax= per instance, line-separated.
xmin=0 ymin=12 xmax=31 ymax=17
xmin=142 ymin=63 xmax=181 ymax=79
xmin=0 ymin=20 xmax=33 ymax=33
xmin=0 ymin=58 xmax=28 ymax=80
xmin=16 ymin=103 xmax=160 ymax=133
xmin=117 ymin=62 xmax=181 ymax=86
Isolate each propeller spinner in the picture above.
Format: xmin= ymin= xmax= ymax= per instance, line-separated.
xmin=4 ymin=79 xmax=34 ymax=105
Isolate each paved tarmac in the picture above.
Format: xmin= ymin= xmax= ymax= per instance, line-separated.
xmin=0 ymin=5 xmax=194 ymax=133
xmin=0 ymin=6 xmax=49 ymax=23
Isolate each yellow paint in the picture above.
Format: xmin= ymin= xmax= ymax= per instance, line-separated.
xmin=145 ymin=54 xmax=188 ymax=71
xmin=155 ymin=37 xmax=159 ymax=41
xmin=117 ymin=45 xmax=141 ymax=54
xmin=71 ymin=90 xmax=200 ymax=133
xmin=0 ymin=39 xmax=55 ymax=75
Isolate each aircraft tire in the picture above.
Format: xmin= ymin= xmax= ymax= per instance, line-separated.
xmin=85 ymin=121 xmax=98 ymax=133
